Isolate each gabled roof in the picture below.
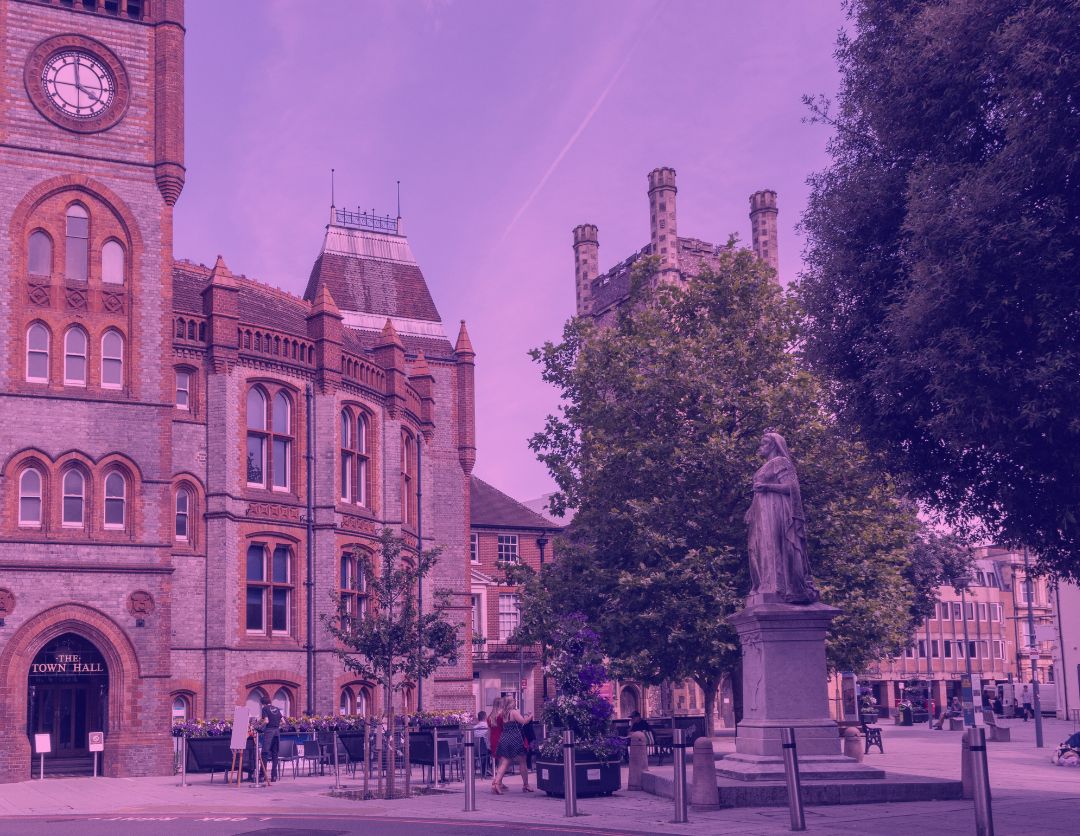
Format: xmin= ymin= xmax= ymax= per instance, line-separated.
xmin=471 ymin=476 xmax=562 ymax=531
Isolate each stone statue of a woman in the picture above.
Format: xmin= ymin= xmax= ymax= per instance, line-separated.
xmin=744 ymin=432 xmax=819 ymax=605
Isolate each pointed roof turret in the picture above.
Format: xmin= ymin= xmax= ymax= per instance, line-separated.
xmin=410 ymin=350 xmax=433 ymax=379
xmin=209 ymin=254 xmax=236 ymax=286
xmin=377 ymin=317 xmax=404 ymax=349
xmin=310 ymin=282 xmax=340 ymax=316
xmin=454 ymin=320 xmax=475 ymax=357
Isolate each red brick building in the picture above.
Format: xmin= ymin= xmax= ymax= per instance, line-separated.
xmin=0 ymin=0 xmax=475 ymax=782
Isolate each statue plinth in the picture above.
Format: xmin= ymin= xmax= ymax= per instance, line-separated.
xmin=729 ymin=601 xmax=840 ymax=757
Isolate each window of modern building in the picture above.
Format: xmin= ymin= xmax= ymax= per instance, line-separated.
xmin=1021 ymin=623 xmax=1035 ymax=650
xmin=978 ymin=603 xmax=987 ymax=621
xmin=917 ymin=640 xmax=926 ymax=658
xmin=19 ymin=467 xmax=43 ymax=526
xmin=498 ymin=593 xmax=519 ymax=641
xmin=952 ymin=602 xmax=962 ymax=620
xmin=940 ymin=602 xmax=951 ymax=620
xmin=175 ymin=486 xmax=191 ymax=541
xmin=101 ymin=329 xmax=123 ymax=388
xmin=931 ymin=640 xmax=940 ymax=658
xmin=62 ymin=468 xmax=85 ymax=527
xmin=103 ymin=471 xmax=125 ymax=528
xmin=26 ymin=323 xmax=50 ymax=382
xmin=271 ymin=392 xmax=291 ymax=490
xmin=967 ymin=640 xmax=977 ymax=658
xmin=246 ymin=388 xmax=267 ymax=485
xmin=175 ymin=370 xmax=190 ymax=410
xmin=245 ymin=543 xmax=292 ymax=635
xmin=975 ymin=571 xmax=985 ymax=586
xmin=992 ymin=603 xmax=1002 ymax=622
xmin=955 ymin=641 xmax=965 ymax=658
xmin=64 ymin=327 xmax=87 ymax=385
xmin=497 ymin=534 xmax=519 ymax=563
xmin=988 ymin=573 xmax=999 ymax=588
xmin=904 ymin=646 xmax=915 ymax=658
xmin=101 ymin=240 xmax=124 ymax=284
xmin=978 ymin=640 xmax=988 ymax=660
xmin=65 ymin=204 xmax=89 ymax=281
xmin=470 ymin=533 xmax=479 ymax=563
xmin=944 ymin=641 xmax=952 ymax=658
xmin=28 ymin=230 xmax=52 ymax=276
xmin=340 ymin=551 xmax=368 ymax=620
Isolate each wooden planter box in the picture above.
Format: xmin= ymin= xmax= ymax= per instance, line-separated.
xmin=535 ymin=757 xmax=621 ymax=798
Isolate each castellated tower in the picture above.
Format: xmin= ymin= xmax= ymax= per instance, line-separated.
xmin=749 ymin=189 xmax=779 ymax=277
xmin=648 ymin=167 xmax=679 ymax=281
xmin=572 ymin=224 xmax=599 ymax=316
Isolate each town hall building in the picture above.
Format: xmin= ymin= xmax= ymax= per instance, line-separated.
xmin=0 ymin=0 xmax=476 ymax=782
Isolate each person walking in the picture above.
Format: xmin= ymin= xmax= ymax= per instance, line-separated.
xmin=1021 ymin=684 xmax=1034 ymax=721
xmin=492 ymin=696 xmax=533 ymax=794
xmin=488 ymin=697 xmax=505 ymax=791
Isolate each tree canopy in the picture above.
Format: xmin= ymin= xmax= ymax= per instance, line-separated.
xmin=527 ymin=249 xmax=935 ymax=727
xmin=798 ymin=0 xmax=1080 ymax=579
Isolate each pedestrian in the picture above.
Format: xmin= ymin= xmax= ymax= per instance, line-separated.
xmin=259 ymin=695 xmax=283 ymax=782
xmin=492 ymin=695 xmax=533 ymax=794
xmin=488 ymin=697 xmax=505 ymax=787
xmin=629 ymin=710 xmax=653 ymax=735
xmin=1021 ymin=684 xmax=1034 ymax=721
xmin=473 ymin=710 xmax=489 ymax=744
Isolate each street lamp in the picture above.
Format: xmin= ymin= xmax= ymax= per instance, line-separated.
xmin=1023 ymin=547 xmax=1044 ymax=748
xmin=537 ymin=533 xmax=550 ymax=702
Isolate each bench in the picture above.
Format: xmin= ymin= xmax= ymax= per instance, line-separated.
xmin=862 ymin=725 xmax=883 ymax=754
xmin=982 ymin=709 xmax=1011 ymax=742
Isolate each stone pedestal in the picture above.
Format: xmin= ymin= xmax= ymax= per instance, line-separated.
xmin=723 ymin=599 xmax=884 ymax=781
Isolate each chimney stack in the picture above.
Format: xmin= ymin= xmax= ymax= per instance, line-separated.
xmin=572 ymin=224 xmax=599 ymax=317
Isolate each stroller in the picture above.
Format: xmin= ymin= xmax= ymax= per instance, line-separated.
xmin=1052 ymin=731 xmax=1080 ymax=766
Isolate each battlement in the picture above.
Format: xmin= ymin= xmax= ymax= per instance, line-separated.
xmin=573 ymin=224 xmax=599 ymax=246
xmin=749 ymin=189 xmax=778 ymax=213
xmin=648 ymin=167 xmax=677 ymax=193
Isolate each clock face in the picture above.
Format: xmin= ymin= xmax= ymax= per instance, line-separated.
xmin=41 ymin=50 xmax=116 ymax=120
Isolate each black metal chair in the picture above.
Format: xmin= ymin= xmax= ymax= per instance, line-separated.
xmin=277 ymin=738 xmax=302 ymax=778
xmin=862 ymin=725 xmax=884 ymax=754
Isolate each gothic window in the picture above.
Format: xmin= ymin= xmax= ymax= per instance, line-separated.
xmin=246 ymin=542 xmax=293 ymax=635
xmin=19 ymin=467 xmax=43 ymax=527
xmin=175 ymin=486 xmax=192 ymax=541
xmin=339 ymin=689 xmax=354 ymax=716
xmin=356 ymin=413 xmax=369 ymax=506
xmin=26 ymin=323 xmax=50 ymax=382
xmin=28 ymin=231 xmax=52 ymax=276
xmin=65 ymin=204 xmax=89 ymax=282
xmin=401 ymin=431 xmax=416 ymax=526
xmin=101 ymin=329 xmax=124 ymax=388
xmin=103 ymin=471 xmax=126 ymax=529
xmin=271 ymin=392 xmax=292 ymax=490
xmin=246 ymin=388 xmax=267 ymax=486
xmin=340 ymin=551 xmax=368 ymax=620
xmin=340 ymin=409 xmax=370 ymax=505
xmin=64 ymin=327 xmax=87 ymax=385
xmin=101 ymin=240 xmax=124 ymax=284
xmin=62 ymin=468 xmax=85 ymax=527
xmin=340 ymin=410 xmax=352 ymax=501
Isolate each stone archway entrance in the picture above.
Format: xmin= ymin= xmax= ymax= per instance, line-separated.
xmin=27 ymin=633 xmax=109 ymax=775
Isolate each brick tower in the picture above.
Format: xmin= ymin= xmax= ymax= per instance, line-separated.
xmin=0 ymin=0 xmax=185 ymax=782
xmin=749 ymin=189 xmax=779 ymax=275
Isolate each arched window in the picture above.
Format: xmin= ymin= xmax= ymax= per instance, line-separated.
xmin=19 ymin=467 xmax=43 ymax=527
xmin=401 ymin=431 xmax=416 ymax=526
xmin=65 ymin=204 xmax=89 ymax=282
xmin=175 ymin=486 xmax=192 ymax=541
xmin=339 ymin=689 xmax=354 ymax=716
xmin=246 ymin=542 xmax=293 ymax=635
xmin=104 ymin=471 xmax=126 ymax=528
xmin=246 ymin=388 xmax=267 ymax=486
xmin=340 ymin=410 xmax=352 ymax=501
xmin=271 ymin=392 xmax=292 ymax=490
xmin=62 ymin=469 xmax=85 ymax=527
xmin=356 ymin=413 xmax=369 ymax=507
xmin=28 ymin=231 xmax=52 ymax=276
xmin=101 ymin=240 xmax=125 ymax=284
xmin=171 ymin=695 xmax=191 ymax=722
xmin=357 ymin=687 xmax=368 ymax=717
xmin=26 ymin=323 xmax=50 ymax=382
xmin=272 ymin=687 xmax=291 ymax=716
xmin=64 ymin=327 xmax=87 ymax=385
xmin=340 ymin=551 xmax=368 ymax=620
xmin=245 ymin=687 xmax=267 ymax=715
xmin=101 ymin=329 xmax=124 ymax=388
xmin=175 ymin=369 xmax=191 ymax=410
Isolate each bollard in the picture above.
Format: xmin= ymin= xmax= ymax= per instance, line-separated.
xmin=179 ymin=736 xmax=188 ymax=787
xmin=781 ymin=727 xmax=806 ymax=832
xmin=433 ymin=727 xmax=440 ymax=788
xmin=627 ymin=731 xmax=648 ymax=790
xmin=966 ymin=727 xmax=994 ymax=836
xmin=671 ymin=728 xmax=688 ymax=823
xmin=691 ymin=735 xmax=718 ymax=808
xmin=562 ymin=730 xmax=578 ymax=817
xmin=463 ymin=728 xmax=476 ymax=812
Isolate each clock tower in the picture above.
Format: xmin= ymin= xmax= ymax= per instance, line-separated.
xmin=0 ymin=0 xmax=184 ymax=782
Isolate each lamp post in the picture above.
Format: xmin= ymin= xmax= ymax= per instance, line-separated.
xmin=1023 ymin=547 xmax=1044 ymax=748
xmin=537 ymin=534 xmax=550 ymax=702
xmin=960 ymin=585 xmax=975 ymax=726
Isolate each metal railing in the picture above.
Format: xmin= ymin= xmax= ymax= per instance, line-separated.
xmin=335 ymin=208 xmax=399 ymax=234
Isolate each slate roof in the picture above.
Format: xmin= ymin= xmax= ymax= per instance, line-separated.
xmin=470 ymin=477 xmax=562 ymax=531
xmin=342 ymin=327 xmax=455 ymax=363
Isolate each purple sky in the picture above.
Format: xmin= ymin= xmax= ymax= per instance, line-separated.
xmin=178 ymin=0 xmax=846 ymax=505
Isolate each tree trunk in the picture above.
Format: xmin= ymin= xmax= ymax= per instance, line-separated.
xmin=403 ymin=691 xmax=411 ymax=797
xmin=697 ymin=676 xmax=718 ymax=737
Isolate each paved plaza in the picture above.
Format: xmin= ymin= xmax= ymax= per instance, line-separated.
xmin=0 ymin=717 xmax=1076 ymax=834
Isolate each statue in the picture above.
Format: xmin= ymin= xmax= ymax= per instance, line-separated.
xmin=745 ymin=432 xmax=819 ymax=605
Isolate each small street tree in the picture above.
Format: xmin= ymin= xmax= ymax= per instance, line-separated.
xmin=527 ymin=249 xmax=932 ymax=730
xmin=322 ymin=528 xmax=462 ymax=798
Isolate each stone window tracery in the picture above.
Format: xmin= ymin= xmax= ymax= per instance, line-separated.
xmin=340 ymin=408 xmax=370 ymax=506
xmin=247 ymin=386 xmax=294 ymax=491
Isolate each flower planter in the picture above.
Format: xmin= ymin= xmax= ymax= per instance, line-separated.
xmin=535 ymin=757 xmax=621 ymax=798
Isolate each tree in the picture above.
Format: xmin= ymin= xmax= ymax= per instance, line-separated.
xmin=798 ymin=0 xmax=1080 ymax=579
xmin=528 ymin=249 xmax=926 ymax=732
xmin=322 ymin=528 xmax=462 ymax=798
